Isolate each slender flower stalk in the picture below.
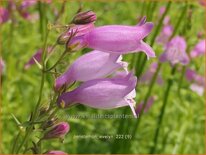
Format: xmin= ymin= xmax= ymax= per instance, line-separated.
xmin=123 ymin=3 xmax=188 ymax=153
xmin=149 ymin=67 xmax=176 ymax=153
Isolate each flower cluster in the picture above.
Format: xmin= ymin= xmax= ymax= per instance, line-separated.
xmin=54 ymin=13 xmax=155 ymax=118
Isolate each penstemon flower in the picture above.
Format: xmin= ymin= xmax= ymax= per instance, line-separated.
xmin=57 ymin=72 xmax=138 ymax=117
xmin=159 ymin=36 xmax=189 ymax=65
xmin=55 ymin=50 xmax=127 ymax=90
xmin=67 ymin=18 xmax=155 ymax=59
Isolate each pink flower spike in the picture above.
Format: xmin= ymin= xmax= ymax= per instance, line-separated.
xmin=159 ymin=36 xmax=189 ymax=66
xmin=57 ymin=72 xmax=138 ymax=118
xmin=190 ymin=40 xmax=205 ymax=58
xmin=55 ymin=50 xmax=128 ymax=91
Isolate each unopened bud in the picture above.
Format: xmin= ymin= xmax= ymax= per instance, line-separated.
xmin=72 ymin=10 xmax=97 ymax=25
xmin=45 ymin=150 xmax=68 ymax=154
xmin=43 ymin=122 xmax=70 ymax=139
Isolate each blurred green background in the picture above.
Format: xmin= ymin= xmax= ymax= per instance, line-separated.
xmin=1 ymin=0 xmax=205 ymax=154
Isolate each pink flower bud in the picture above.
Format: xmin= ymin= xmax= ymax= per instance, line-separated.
xmin=43 ymin=122 xmax=70 ymax=139
xmin=190 ymin=40 xmax=205 ymax=58
xmin=45 ymin=150 xmax=67 ymax=154
xmin=72 ymin=10 xmax=97 ymax=25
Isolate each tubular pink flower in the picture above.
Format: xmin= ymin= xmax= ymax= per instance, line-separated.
xmin=83 ymin=22 xmax=155 ymax=58
xmin=45 ymin=150 xmax=67 ymax=154
xmin=190 ymin=40 xmax=205 ymax=58
xmin=57 ymin=73 xmax=137 ymax=117
xmin=68 ymin=19 xmax=155 ymax=58
xmin=43 ymin=122 xmax=70 ymax=139
xmin=24 ymin=47 xmax=52 ymax=69
xmin=55 ymin=50 xmax=127 ymax=90
xmin=159 ymin=36 xmax=189 ymax=65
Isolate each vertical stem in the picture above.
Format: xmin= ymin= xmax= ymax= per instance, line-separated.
xmin=149 ymin=66 xmax=176 ymax=153
xmin=15 ymin=30 xmax=50 ymax=154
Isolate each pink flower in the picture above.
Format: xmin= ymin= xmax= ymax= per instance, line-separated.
xmin=67 ymin=18 xmax=155 ymax=59
xmin=55 ymin=50 xmax=127 ymax=90
xmin=190 ymin=40 xmax=205 ymax=58
xmin=24 ymin=47 xmax=52 ymax=69
xmin=45 ymin=150 xmax=67 ymax=154
xmin=135 ymin=96 xmax=155 ymax=115
xmin=140 ymin=62 xmax=163 ymax=85
xmin=57 ymin=73 xmax=137 ymax=117
xmin=0 ymin=7 xmax=9 ymax=24
xmin=185 ymin=68 xmax=205 ymax=96
xmin=43 ymin=122 xmax=70 ymax=139
xmin=159 ymin=36 xmax=189 ymax=65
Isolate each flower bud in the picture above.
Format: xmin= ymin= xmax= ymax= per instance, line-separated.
xmin=41 ymin=117 xmax=59 ymax=130
xmin=72 ymin=10 xmax=96 ymax=25
xmin=45 ymin=150 xmax=67 ymax=154
xmin=43 ymin=122 xmax=70 ymax=139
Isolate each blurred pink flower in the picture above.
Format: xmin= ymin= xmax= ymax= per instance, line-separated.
xmin=199 ymin=0 xmax=206 ymax=6
xmin=140 ymin=62 xmax=163 ymax=85
xmin=0 ymin=7 xmax=9 ymax=24
xmin=190 ymin=40 xmax=205 ymax=58
xmin=185 ymin=68 xmax=205 ymax=96
xmin=57 ymin=72 xmax=137 ymax=117
xmin=135 ymin=96 xmax=155 ymax=115
xmin=55 ymin=50 xmax=127 ymax=90
xmin=156 ymin=25 xmax=173 ymax=46
xmin=24 ymin=47 xmax=52 ymax=69
xmin=159 ymin=36 xmax=189 ymax=65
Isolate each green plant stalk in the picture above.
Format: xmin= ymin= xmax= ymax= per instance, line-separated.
xmin=15 ymin=29 xmax=50 ymax=154
xmin=149 ymin=66 xmax=176 ymax=154
xmin=136 ymin=1 xmax=171 ymax=77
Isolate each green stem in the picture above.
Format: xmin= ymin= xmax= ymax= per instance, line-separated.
xmin=15 ymin=30 xmax=50 ymax=154
xmin=45 ymin=50 xmax=68 ymax=72
xmin=149 ymin=66 xmax=176 ymax=154
xmin=136 ymin=1 xmax=171 ymax=77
